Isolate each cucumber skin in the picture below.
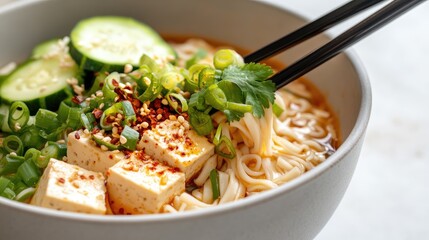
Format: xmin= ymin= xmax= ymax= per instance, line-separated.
xmin=69 ymin=41 xmax=125 ymax=73
xmin=69 ymin=16 xmax=178 ymax=72
xmin=0 ymin=59 xmax=75 ymax=115
xmin=0 ymin=85 xmax=71 ymax=115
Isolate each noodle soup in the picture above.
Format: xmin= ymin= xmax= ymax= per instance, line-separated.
xmin=163 ymin=38 xmax=340 ymax=213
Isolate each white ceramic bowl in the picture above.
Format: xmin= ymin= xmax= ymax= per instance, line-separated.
xmin=0 ymin=1 xmax=371 ymax=239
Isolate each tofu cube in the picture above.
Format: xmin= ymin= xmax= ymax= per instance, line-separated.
xmin=139 ymin=119 xmax=214 ymax=181
xmin=31 ymin=159 xmax=106 ymax=214
xmin=67 ymin=130 xmax=124 ymax=174
xmin=106 ymin=153 xmax=185 ymax=214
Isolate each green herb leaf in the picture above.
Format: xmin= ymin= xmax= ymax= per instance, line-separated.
xmin=221 ymin=63 xmax=275 ymax=118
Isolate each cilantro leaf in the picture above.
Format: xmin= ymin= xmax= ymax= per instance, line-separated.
xmin=221 ymin=63 xmax=275 ymax=118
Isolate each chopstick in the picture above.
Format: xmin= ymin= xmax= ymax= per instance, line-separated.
xmin=246 ymin=0 xmax=426 ymax=89
xmin=244 ymin=0 xmax=385 ymax=64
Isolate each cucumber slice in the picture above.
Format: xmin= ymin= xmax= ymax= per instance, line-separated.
xmin=69 ymin=16 xmax=177 ymax=72
xmin=0 ymin=57 xmax=78 ymax=114
xmin=31 ymin=39 xmax=61 ymax=59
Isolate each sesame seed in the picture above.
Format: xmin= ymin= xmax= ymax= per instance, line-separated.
xmin=124 ymin=64 xmax=133 ymax=74
xmin=120 ymin=135 xmax=127 ymax=144
xmin=96 ymin=90 xmax=103 ymax=97
xmin=169 ymin=115 xmax=177 ymax=121
xmin=161 ymin=99 xmax=169 ymax=105
xmin=100 ymin=145 xmax=108 ymax=151
xmin=99 ymin=103 xmax=105 ymax=109
xmin=157 ymin=114 xmax=163 ymax=120
xmin=178 ymin=116 xmax=185 ymax=123
xmin=178 ymin=128 xmax=184 ymax=137
xmin=143 ymin=77 xmax=151 ymax=86
xmin=183 ymin=121 xmax=190 ymax=130
xmin=142 ymin=122 xmax=149 ymax=128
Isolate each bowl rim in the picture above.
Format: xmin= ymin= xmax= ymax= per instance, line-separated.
xmin=0 ymin=0 xmax=371 ymax=223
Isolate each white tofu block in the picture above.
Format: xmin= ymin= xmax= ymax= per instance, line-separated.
xmin=67 ymin=130 xmax=124 ymax=174
xmin=140 ymin=119 xmax=214 ymax=181
xmin=106 ymin=153 xmax=185 ymax=214
xmin=31 ymin=159 xmax=106 ymax=214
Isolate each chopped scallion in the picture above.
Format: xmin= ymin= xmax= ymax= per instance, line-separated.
xmin=213 ymin=49 xmax=244 ymax=70
xmin=0 ymin=154 xmax=25 ymax=175
xmin=15 ymin=187 xmax=36 ymax=202
xmin=8 ymin=101 xmax=30 ymax=132
xmin=121 ymin=101 xmax=136 ymax=125
xmin=166 ymin=93 xmax=189 ymax=113
xmin=189 ymin=110 xmax=213 ymax=136
xmin=2 ymin=135 xmax=24 ymax=156
xmin=210 ymin=169 xmax=220 ymax=200
xmin=17 ymin=160 xmax=40 ymax=187
xmin=35 ymin=109 xmax=60 ymax=132
xmin=92 ymin=135 xmax=118 ymax=151
xmin=273 ymin=103 xmax=284 ymax=117
xmin=19 ymin=126 xmax=46 ymax=149
xmin=120 ymin=125 xmax=139 ymax=150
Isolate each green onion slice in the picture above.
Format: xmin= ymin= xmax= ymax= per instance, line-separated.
xmin=35 ymin=109 xmax=60 ymax=132
xmin=139 ymin=73 xmax=163 ymax=102
xmin=24 ymin=148 xmax=41 ymax=163
xmin=120 ymin=125 xmax=139 ymax=150
xmin=20 ymin=126 xmax=46 ymax=149
xmin=213 ymin=49 xmax=244 ymax=70
xmin=213 ymin=129 xmax=236 ymax=159
xmin=210 ymin=169 xmax=220 ymax=200
xmin=189 ymin=110 xmax=213 ymax=136
xmin=15 ymin=187 xmax=36 ymax=202
xmin=8 ymin=101 xmax=30 ymax=132
xmin=0 ymin=154 xmax=25 ymax=175
xmin=273 ymin=103 xmax=284 ymax=117
xmin=2 ymin=135 xmax=24 ymax=156
xmin=121 ymin=101 xmax=136 ymax=125
xmin=17 ymin=160 xmax=40 ymax=187
xmin=0 ymin=187 xmax=15 ymax=199
xmin=102 ymin=72 xmax=120 ymax=101
xmin=92 ymin=135 xmax=119 ymax=151
xmin=166 ymin=93 xmax=189 ymax=113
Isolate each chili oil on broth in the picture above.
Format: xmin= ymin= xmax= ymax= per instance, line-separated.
xmin=160 ymin=36 xmax=340 ymax=213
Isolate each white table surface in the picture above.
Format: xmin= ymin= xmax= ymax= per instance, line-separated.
xmin=1 ymin=0 xmax=428 ymax=239
xmin=267 ymin=1 xmax=429 ymax=240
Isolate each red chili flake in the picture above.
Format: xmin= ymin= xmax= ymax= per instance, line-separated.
xmin=156 ymin=108 xmax=164 ymax=115
xmin=118 ymin=208 xmax=125 ymax=215
xmin=180 ymin=152 xmax=186 ymax=157
xmin=89 ymin=175 xmax=95 ymax=180
xmin=132 ymin=99 xmax=142 ymax=108
xmin=169 ymin=167 xmax=181 ymax=173
xmin=79 ymin=175 xmax=87 ymax=180
xmin=111 ymin=79 xmax=119 ymax=87
xmin=91 ymin=128 xmax=100 ymax=134
xmin=74 ymin=131 xmax=80 ymax=140
xmin=71 ymin=96 xmax=84 ymax=104
xmin=110 ymin=138 xmax=119 ymax=145
xmin=123 ymin=150 xmax=133 ymax=159
xmin=92 ymin=108 xmax=103 ymax=119
xmin=58 ymin=178 xmax=65 ymax=184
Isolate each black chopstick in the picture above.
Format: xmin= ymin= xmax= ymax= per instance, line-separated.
xmin=271 ymin=0 xmax=426 ymax=89
xmin=244 ymin=0 xmax=385 ymax=64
